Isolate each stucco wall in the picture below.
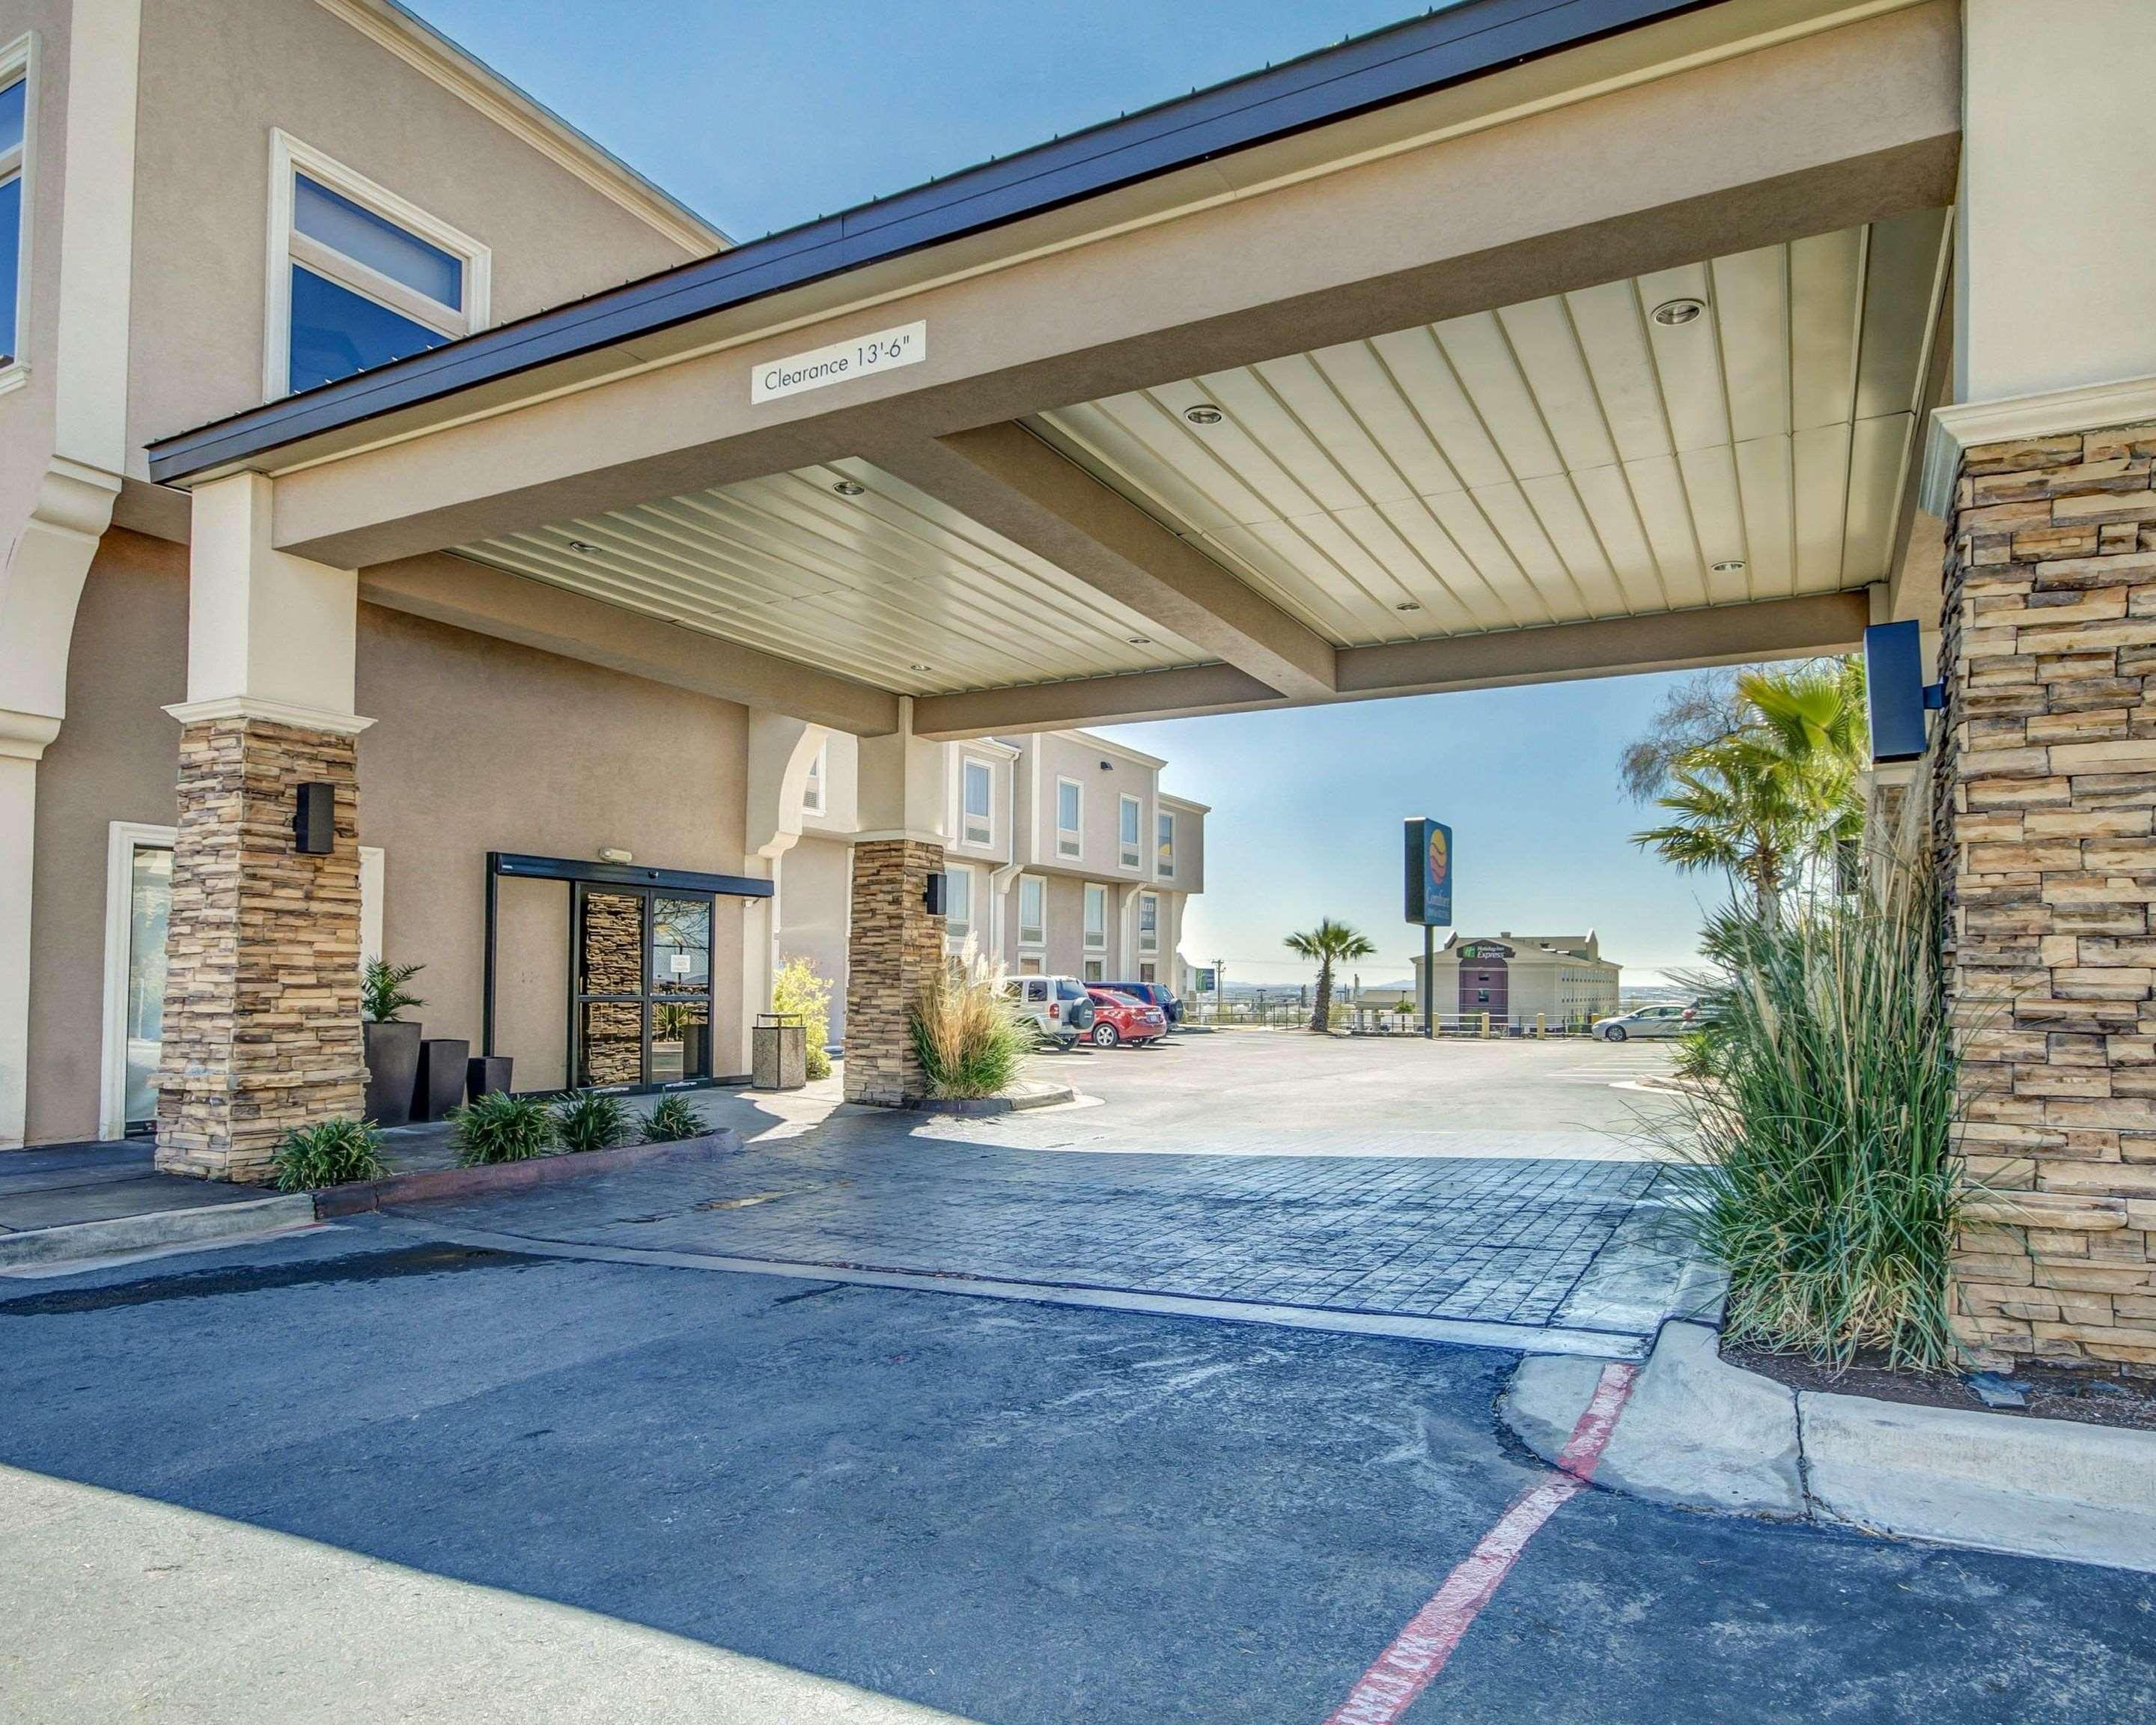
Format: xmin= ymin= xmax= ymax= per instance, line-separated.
xmin=20 ymin=536 xmax=758 ymax=1143
xmin=125 ymin=0 xmax=698 ymax=470
xmin=22 ymin=529 xmax=186 ymax=1143
xmin=354 ymin=603 xmax=752 ymax=1080
xmin=775 ymin=833 xmax=850 ymax=1041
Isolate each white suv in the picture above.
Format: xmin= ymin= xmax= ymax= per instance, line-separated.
xmin=1005 ymin=976 xmax=1097 ymax=1050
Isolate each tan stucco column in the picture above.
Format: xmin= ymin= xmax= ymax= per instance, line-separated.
xmin=154 ymin=475 xmax=373 ymax=1181
xmin=1927 ymin=2 xmax=2156 ymax=1369
xmin=844 ymin=709 xmax=946 ymax=1105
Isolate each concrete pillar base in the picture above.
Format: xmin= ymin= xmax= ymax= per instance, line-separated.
xmin=841 ymin=838 xmax=946 ymax=1107
xmin=154 ymin=718 xmax=367 ymax=1182
xmin=1940 ymin=419 xmax=2156 ymax=1373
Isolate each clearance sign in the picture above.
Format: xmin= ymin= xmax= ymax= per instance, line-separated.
xmin=1404 ymin=817 xmax=1453 ymax=928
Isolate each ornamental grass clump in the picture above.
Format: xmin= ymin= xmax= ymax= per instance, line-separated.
xmin=270 ymin=1118 xmax=387 ymax=1191
xmin=553 ymin=1089 xmax=633 ymax=1154
xmin=910 ymin=958 xmax=1032 ymax=1100
xmin=451 ymin=1091 xmax=555 ymax=1166
xmin=641 ymin=1093 xmax=707 ymax=1143
xmin=1657 ymin=842 xmax=1973 ymax=1372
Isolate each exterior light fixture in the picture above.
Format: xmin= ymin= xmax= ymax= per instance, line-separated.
xmin=566 ymin=540 xmax=600 ymax=554
xmin=597 ymin=846 xmax=633 ymax=865
xmin=1712 ymin=559 xmax=1747 ymax=574
xmin=832 ymin=478 xmax=867 ymax=496
xmin=293 ymin=782 xmax=335 ymax=855
xmin=1651 ymin=298 xmax=1706 ymax=327
xmin=1182 ymin=404 xmax=1224 ymax=425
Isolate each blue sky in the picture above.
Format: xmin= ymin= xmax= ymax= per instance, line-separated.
xmin=411 ymin=0 xmax=1726 ymax=985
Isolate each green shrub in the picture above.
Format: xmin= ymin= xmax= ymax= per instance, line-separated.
xmin=642 ymin=1093 xmax=706 ymax=1143
xmin=773 ymin=955 xmax=834 ymax=1080
xmin=361 ymin=958 xmax=424 ymax=1023
xmin=910 ymin=958 xmax=1032 ymax=1100
xmin=1655 ymin=842 xmax=1972 ymax=1371
xmin=451 ymin=1091 xmax=555 ymax=1166
xmin=270 ymin=1117 xmax=387 ymax=1191
xmin=553 ymin=1089 xmax=633 ymax=1154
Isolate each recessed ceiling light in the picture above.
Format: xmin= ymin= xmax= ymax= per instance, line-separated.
xmin=1712 ymin=559 xmax=1747 ymax=574
xmin=1651 ymin=297 xmax=1707 ymax=327
xmin=566 ymin=540 xmax=599 ymax=554
xmin=832 ymin=478 xmax=867 ymax=496
xmin=1128 ymin=634 xmax=1152 ymax=645
xmin=909 ymin=663 xmax=931 ymax=672
xmin=1395 ymin=600 xmax=1422 ymax=612
xmin=1182 ymin=404 xmax=1224 ymax=425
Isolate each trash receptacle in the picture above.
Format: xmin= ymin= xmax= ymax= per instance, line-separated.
xmin=752 ymin=1012 xmax=808 ymax=1090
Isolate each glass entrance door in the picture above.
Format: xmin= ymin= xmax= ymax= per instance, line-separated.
xmin=123 ymin=845 xmax=173 ymax=1129
xmin=570 ymin=884 xmax=716 ymax=1089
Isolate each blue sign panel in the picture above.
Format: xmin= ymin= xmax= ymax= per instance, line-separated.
xmin=1404 ymin=818 xmax=1453 ymax=927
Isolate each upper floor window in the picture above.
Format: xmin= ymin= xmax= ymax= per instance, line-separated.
xmin=1138 ymin=892 xmax=1159 ymax=952
xmin=802 ymin=740 xmax=826 ymax=815
xmin=1083 ymin=883 xmax=1106 ymax=950
xmin=1119 ymin=795 xmax=1142 ymax=870
xmin=268 ymin=132 xmax=489 ymax=399
xmin=0 ymin=39 xmax=32 ymax=373
xmin=1018 ymin=875 xmax=1046 ymax=946
xmin=962 ymin=758 xmax=993 ymax=847
xmin=1157 ymin=811 xmax=1176 ymax=878
xmin=1056 ymin=779 xmax=1082 ymax=860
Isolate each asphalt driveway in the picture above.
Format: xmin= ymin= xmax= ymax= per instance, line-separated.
xmin=2 ymin=1226 xmax=2151 ymax=1723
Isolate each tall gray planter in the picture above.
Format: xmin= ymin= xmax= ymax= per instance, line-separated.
xmin=362 ymin=1020 xmax=422 ymax=1127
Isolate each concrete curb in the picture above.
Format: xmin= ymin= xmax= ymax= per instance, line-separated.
xmin=314 ymin=1130 xmax=744 ymax=1217
xmin=907 ymin=1083 xmax=1077 ymax=1118
xmin=1502 ymin=1319 xmax=2156 ymax=1573
xmin=0 ymin=1193 xmax=320 ymax=1269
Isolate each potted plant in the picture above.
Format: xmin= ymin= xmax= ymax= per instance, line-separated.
xmin=361 ymin=959 xmax=424 ymax=1128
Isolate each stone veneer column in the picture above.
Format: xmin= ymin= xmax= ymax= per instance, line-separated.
xmin=154 ymin=718 xmax=367 ymax=1181
xmin=1940 ymin=422 xmax=2156 ymax=1375
xmin=843 ymin=838 xmax=947 ymax=1106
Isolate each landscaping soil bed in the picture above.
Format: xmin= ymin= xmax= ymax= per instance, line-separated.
xmin=1723 ymin=1337 xmax=2156 ymax=1433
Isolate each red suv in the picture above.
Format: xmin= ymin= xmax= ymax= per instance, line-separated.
xmin=1084 ymin=987 xmax=1168 ymax=1048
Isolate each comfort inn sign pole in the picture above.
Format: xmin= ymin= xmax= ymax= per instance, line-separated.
xmin=1404 ymin=818 xmax=1453 ymax=1040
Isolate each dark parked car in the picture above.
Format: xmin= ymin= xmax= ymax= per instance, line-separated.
xmin=1100 ymin=981 xmax=1182 ymax=1024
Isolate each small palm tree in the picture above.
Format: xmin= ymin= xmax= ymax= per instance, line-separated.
xmin=1283 ymin=919 xmax=1377 ymax=1032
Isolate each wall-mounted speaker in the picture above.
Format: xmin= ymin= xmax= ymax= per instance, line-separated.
xmin=293 ymin=781 xmax=335 ymax=855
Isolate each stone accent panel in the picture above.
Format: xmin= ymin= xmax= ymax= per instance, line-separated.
xmin=844 ymin=839 xmax=946 ymax=1107
xmin=1940 ymin=422 xmax=2156 ymax=1373
xmin=153 ymin=719 xmax=366 ymax=1181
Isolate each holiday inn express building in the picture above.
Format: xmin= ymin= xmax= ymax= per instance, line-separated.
xmin=8 ymin=0 xmax=2156 ymax=1372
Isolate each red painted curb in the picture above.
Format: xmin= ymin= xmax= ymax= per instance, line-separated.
xmin=311 ymin=1130 xmax=742 ymax=1219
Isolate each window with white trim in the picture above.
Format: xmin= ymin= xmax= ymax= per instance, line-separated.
xmin=1083 ymin=883 xmax=1106 ymax=951
xmin=268 ymin=132 xmax=490 ymax=399
xmin=1157 ymin=811 xmax=1176 ymax=878
xmin=961 ymin=757 xmax=993 ymax=846
xmin=1083 ymin=958 xmax=1104 ymax=983
xmin=0 ymin=38 xmax=31 ymax=372
xmin=1138 ymin=892 xmax=1159 ymax=952
xmin=1056 ymin=778 xmax=1082 ymax=860
xmin=1018 ymin=875 xmax=1046 ymax=946
xmin=802 ymin=740 xmax=826 ymax=815
xmin=944 ymin=865 xmax=972 ymax=941
xmin=1119 ymin=794 xmax=1142 ymax=870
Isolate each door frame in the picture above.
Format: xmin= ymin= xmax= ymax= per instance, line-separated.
xmin=566 ymin=880 xmax=719 ymax=1094
xmin=100 ymin=823 xmax=383 ymax=1140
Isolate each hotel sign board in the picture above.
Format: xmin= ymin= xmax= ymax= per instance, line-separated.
xmin=1404 ymin=817 xmax=1453 ymax=928
xmin=751 ymin=320 xmax=926 ymax=404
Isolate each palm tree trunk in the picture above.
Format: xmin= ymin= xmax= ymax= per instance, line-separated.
xmin=1311 ymin=961 xmax=1333 ymax=1032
